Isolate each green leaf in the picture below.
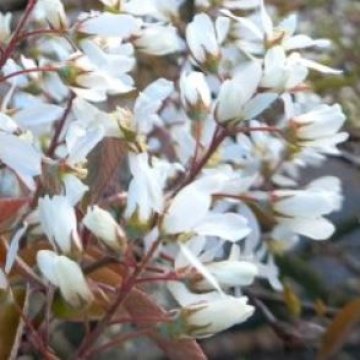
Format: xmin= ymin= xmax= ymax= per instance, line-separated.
xmin=317 ymin=298 xmax=360 ymax=360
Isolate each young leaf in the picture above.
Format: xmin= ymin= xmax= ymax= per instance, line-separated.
xmin=86 ymin=138 xmax=126 ymax=203
xmin=0 ymin=286 xmax=29 ymax=359
xmin=0 ymin=197 xmax=30 ymax=229
xmin=124 ymin=288 xmax=206 ymax=360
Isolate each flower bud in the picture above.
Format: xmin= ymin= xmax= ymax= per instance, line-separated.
xmin=179 ymin=71 xmax=211 ymax=121
xmin=37 ymin=250 xmax=93 ymax=307
xmin=83 ymin=206 xmax=127 ymax=253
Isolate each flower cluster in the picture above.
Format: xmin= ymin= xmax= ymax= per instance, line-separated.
xmin=0 ymin=0 xmax=347 ymax=356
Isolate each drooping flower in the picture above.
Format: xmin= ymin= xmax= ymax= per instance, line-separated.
xmin=125 ymin=153 xmax=166 ymax=224
xmin=271 ymin=176 xmax=342 ymax=240
xmin=37 ymin=250 xmax=93 ymax=307
xmin=287 ymin=103 xmax=348 ymax=155
xmin=166 ymin=282 xmax=254 ymax=338
xmin=215 ymin=61 xmax=277 ymax=123
xmin=38 ymin=195 xmax=82 ymax=253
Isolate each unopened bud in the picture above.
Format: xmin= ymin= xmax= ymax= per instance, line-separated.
xmin=83 ymin=206 xmax=127 ymax=253
xmin=180 ymin=71 xmax=211 ymax=121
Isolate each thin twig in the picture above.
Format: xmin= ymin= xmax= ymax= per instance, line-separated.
xmin=47 ymin=93 xmax=75 ymax=157
xmin=74 ymin=239 xmax=162 ymax=358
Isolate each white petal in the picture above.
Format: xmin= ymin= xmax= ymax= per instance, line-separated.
xmin=298 ymin=57 xmax=342 ymax=74
xmin=37 ymin=250 xmax=59 ymax=286
xmin=0 ymin=133 xmax=42 ymax=190
xmin=5 ymin=223 xmax=28 ymax=274
xmin=194 ymin=213 xmax=251 ymax=241
xmin=163 ymin=186 xmax=211 ymax=234
xmin=14 ymin=103 xmax=64 ymax=128
xmin=243 ymin=92 xmax=277 ymax=119
xmin=279 ymin=217 xmax=335 ymax=240
xmin=180 ymin=244 xmax=222 ymax=293
xmin=79 ymin=13 xmax=141 ymax=37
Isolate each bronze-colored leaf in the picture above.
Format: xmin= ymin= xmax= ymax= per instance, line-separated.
xmin=317 ymin=298 xmax=360 ymax=360
xmin=0 ymin=197 xmax=30 ymax=230
xmin=86 ymin=138 xmax=127 ymax=204
xmin=0 ymin=286 xmax=29 ymax=359
xmin=124 ymin=288 xmax=206 ymax=360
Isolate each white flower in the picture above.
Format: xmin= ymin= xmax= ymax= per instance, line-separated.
xmin=80 ymin=39 xmax=135 ymax=91
xmin=166 ymin=282 xmax=254 ymax=338
xmin=65 ymin=121 xmax=105 ymax=166
xmin=190 ymin=260 xmax=258 ymax=291
xmin=186 ymin=14 xmax=227 ymax=71
xmin=62 ymin=51 xmax=134 ymax=102
xmin=223 ymin=1 xmax=329 ymax=55
xmin=71 ymin=97 xmax=125 ymax=139
xmin=215 ymin=61 xmax=277 ymax=123
xmin=162 ymin=178 xmax=250 ymax=241
xmin=125 ymin=153 xmax=165 ymax=223
xmin=261 ymin=46 xmax=309 ymax=92
xmin=179 ymin=71 xmax=211 ymax=121
xmin=179 ymin=295 xmax=254 ymax=338
xmin=259 ymin=0 xmax=330 ymax=51
xmin=0 ymin=12 xmax=11 ymax=43
xmin=38 ymin=195 xmax=82 ymax=253
xmin=0 ymin=132 xmax=42 ymax=190
xmin=134 ymin=24 xmax=181 ymax=56
xmin=271 ymin=176 xmax=343 ymax=240
xmin=33 ymin=0 xmax=68 ymax=29
xmin=289 ymin=104 xmax=348 ymax=155
xmin=37 ymin=250 xmax=93 ymax=307
xmin=83 ymin=206 xmax=127 ymax=252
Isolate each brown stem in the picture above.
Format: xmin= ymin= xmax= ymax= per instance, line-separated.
xmin=0 ymin=0 xmax=37 ymax=68
xmin=47 ymin=93 xmax=75 ymax=157
xmin=175 ymin=125 xmax=227 ymax=193
xmin=0 ymin=66 xmax=59 ymax=83
xmin=74 ymin=239 xmax=162 ymax=358
xmin=85 ymin=329 xmax=152 ymax=358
